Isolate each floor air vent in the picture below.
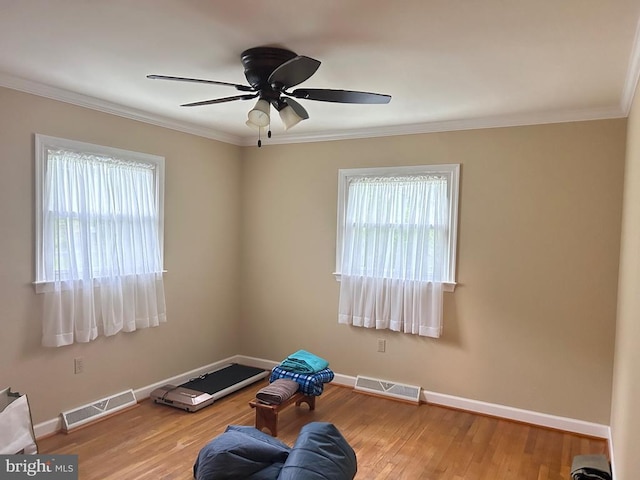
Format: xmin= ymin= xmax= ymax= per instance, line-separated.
xmin=354 ymin=375 xmax=421 ymax=404
xmin=61 ymin=389 xmax=136 ymax=432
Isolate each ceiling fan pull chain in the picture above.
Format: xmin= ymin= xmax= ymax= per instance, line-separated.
xmin=258 ymin=128 xmax=262 ymax=148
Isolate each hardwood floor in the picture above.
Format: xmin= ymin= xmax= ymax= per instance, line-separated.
xmin=38 ymin=382 xmax=607 ymax=479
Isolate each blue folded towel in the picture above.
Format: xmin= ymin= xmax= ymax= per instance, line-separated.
xmin=270 ymin=366 xmax=334 ymax=396
xmin=279 ymin=350 xmax=329 ymax=374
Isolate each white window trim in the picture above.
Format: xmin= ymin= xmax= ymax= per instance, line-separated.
xmin=34 ymin=134 xmax=166 ymax=290
xmin=334 ymin=164 xmax=460 ymax=292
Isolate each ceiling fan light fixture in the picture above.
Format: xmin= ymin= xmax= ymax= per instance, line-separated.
xmin=245 ymin=120 xmax=268 ymax=132
xmin=247 ymin=99 xmax=270 ymax=127
xmin=279 ymin=104 xmax=304 ymax=130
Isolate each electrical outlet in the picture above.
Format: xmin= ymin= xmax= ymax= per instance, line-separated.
xmin=377 ymin=339 xmax=386 ymax=353
xmin=74 ymin=357 xmax=84 ymax=374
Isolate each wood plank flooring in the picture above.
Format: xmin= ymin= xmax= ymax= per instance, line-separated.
xmin=38 ymin=382 xmax=607 ymax=479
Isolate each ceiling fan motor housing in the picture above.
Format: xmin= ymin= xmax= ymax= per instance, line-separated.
xmin=241 ymin=47 xmax=297 ymax=91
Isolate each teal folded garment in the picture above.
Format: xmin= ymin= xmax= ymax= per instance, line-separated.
xmin=280 ymin=350 xmax=329 ymax=374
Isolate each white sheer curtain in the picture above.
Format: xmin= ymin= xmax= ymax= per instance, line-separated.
xmin=40 ymin=150 xmax=166 ymax=347
xmin=338 ymin=175 xmax=448 ymax=337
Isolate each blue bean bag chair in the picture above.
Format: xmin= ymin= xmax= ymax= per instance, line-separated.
xmin=193 ymin=422 xmax=357 ymax=480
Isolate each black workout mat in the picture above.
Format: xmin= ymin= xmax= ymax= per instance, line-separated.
xmin=180 ymin=363 xmax=266 ymax=395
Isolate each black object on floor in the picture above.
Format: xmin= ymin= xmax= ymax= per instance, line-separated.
xmin=180 ymin=363 xmax=268 ymax=396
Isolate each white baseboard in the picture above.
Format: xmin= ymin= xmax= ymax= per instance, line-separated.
xmin=422 ymin=390 xmax=609 ymax=438
xmin=233 ymin=355 xmax=278 ymax=372
xmin=33 ymin=355 xmax=241 ymax=439
xmin=607 ymin=427 xmax=616 ymax=477
xmin=235 ymin=355 xmax=609 ymax=438
xmin=34 ymin=354 xmax=610 ymax=441
xmin=33 ymin=417 xmax=61 ymax=439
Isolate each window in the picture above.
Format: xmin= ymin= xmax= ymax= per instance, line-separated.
xmin=35 ymin=134 xmax=167 ymax=347
xmin=336 ymin=164 xmax=459 ymax=337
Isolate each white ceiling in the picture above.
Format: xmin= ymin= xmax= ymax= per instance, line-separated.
xmin=1 ymin=0 xmax=640 ymax=146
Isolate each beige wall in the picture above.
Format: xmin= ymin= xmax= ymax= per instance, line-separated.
xmin=610 ymin=84 xmax=640 ymax=477
xmin=0 ymin=87 xmax=243 ymax=423
xmin=0 ymin=84 xmax=627 ymax=432
xmin=240 ymin=121 xmax=625 ymax=424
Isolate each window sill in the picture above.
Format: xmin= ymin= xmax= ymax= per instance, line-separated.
xmin=332 ymin=273 xmax=457 ymax=292
xmin=33 ymin=270 xmax=167 ymax=294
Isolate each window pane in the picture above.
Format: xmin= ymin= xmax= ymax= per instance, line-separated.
xmin=339 ymin=169 xmax=454 ymax=282
xmin=39 ymin=141 xmax=163 ymax=282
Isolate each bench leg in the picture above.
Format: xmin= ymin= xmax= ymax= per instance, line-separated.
xmin=295 ymin=395 xmax=316 ymax=411
xmin=251 ymin=394 xmax=316 ymax=437
xmin=254 ymin=407 xmax=278 ymax=437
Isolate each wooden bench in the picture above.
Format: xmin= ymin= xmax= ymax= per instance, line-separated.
xmin=249 ymin=392 xmax=316 ymax=437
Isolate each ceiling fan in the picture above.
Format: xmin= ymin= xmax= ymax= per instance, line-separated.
xmin=148 ymin=46 xmax=391 ymax=146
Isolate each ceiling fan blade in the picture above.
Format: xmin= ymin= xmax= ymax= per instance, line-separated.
xmin=283 ymin=98 xmax=309 ymax=119
xmin=147 ymin=74 xmax=254 ymax=92
xmin=291 ymin=88 xmax=391 ymax=104
xmin=180 ymin=93 xmax=258 ymax=107
xmin=268 ymin=56 xmax=321 ymax=89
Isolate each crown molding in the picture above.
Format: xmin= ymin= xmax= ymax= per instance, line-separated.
xmin=0 ymin=71 xmax=627 ymax=148
xmin=246 ymin=106 xmax=626 ymax=146
xmin=622 ymin=16 xmax=640 ymax=115
xmin=0 ymin=72 xmax=242 ymax=145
